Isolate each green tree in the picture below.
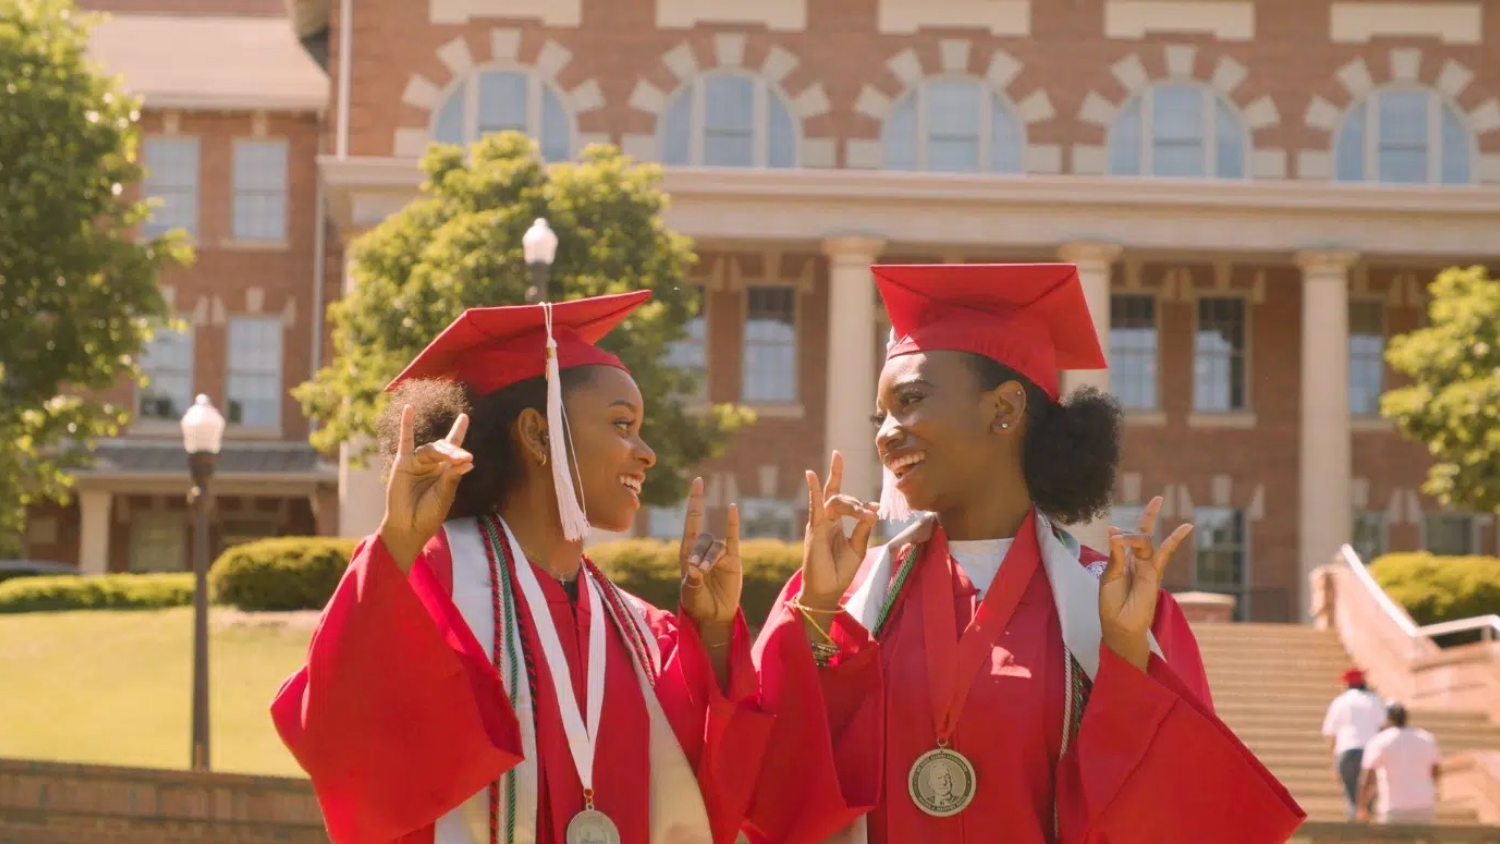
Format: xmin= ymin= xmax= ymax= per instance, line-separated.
xmin=1383 ymin=265 xmax=1500 ymax=513
xmin=0 ymin=0 xmax=190 ymax=555
xmin=297 ymin=132 xmax=750 ymax=506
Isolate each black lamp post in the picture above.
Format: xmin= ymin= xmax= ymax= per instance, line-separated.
xmin=522 ymin=217 xmax=559 ymax=303
xmin=180 ymin=393 xmax=224 ymax=772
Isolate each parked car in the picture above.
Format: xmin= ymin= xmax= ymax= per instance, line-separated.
xmin=0 ymin=559 xmax=77 ymax=584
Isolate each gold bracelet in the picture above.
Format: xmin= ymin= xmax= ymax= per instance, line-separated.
xmin=788 ymin=597 xmax=843 ymax=615
xmin=794 ymin=602 xmax=838 ymax=647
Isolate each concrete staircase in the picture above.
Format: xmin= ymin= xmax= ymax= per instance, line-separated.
xmin=1193 ymin=622 xmax=1500 ymax=824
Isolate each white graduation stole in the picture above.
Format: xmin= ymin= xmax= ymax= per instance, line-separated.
xmin=433 ymin=516 xmax=714 ymax=844
xmin=824 ymin=513 xmax=1165 ymax=844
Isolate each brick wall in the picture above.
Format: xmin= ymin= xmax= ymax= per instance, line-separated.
xmin=0 ymin=758 xmax=327 ymax=844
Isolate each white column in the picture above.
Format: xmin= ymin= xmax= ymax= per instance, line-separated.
xmin=338 ymin=255 xmax=387 ymax=538
xmin=822 ymin=236 xmax=886 ymax=504
xmin=78 ymin=489 xmax=112 ymax=575
xmin=1058 ymin=242 xmax=1122 ymax=551
xmin=1297 ymin=249 xmax=1356 ymax=622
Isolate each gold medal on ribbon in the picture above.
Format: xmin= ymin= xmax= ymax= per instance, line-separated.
xmin=908 ymin=745 xmax=977 ymax=817
xmin=565 ymin=807 xmax=621 ymax=844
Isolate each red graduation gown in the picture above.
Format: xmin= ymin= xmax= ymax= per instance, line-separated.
xmin=746 ymin=525 xmax=1305 ymax=843
xmin=270 ymin=531 xmax=771 ymax=844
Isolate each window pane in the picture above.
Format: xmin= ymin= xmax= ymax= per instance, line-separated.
xmin=1151 ymin=85 xmax=1205 ymax=177
xmin=129 ymin=513 xmax=186 ymax=573
xmin=1423 ymin=513 xmax=1474 ymax=556
xmin=1214 ymin=98 xmax=1244 ymax=178
xmin=138 ymin=327 xmax=194 ymax=421
xmin=704 ymin=75 xmax=755 ymax=167
xmin=741 ymin=498 xmax=801 ymax=541
xmin=1440 ymin=105 xmax=1472 ymax=184
xmin=661 ymin=91 xmax=693 ymax=165
xmin=883 ymin=95 xmax=918 ymax=170
xmin=477 ymin=71 xmax=528 ymax=136
xmin=1376 ymin=90 xmax=1429 ymax=183
xmin=540 ymin=87 xmax=571 ymax=162
xmin=1194 ymin=297 xmax=1247 ymax=412
xmin=1193 ymin=507 xmax=1246 ymax=592
xmin=1109 ymin=294 xmax=1158 ymax=410
xmin=646 ymin=502 xmax=688 ymax=540
xmin=1351 ymin=510 xmax=1387 ymax=563
xmin=232 ymin=140 xmax=288 ymax=241
xmin=742 ymin=286 xmax=797 ymax=403
xmin=666 ymin=287 xmax=708 ymax=398
xmin=1109 ymin=97 xmax=1142 ymax=176
xmin=989 ymin=95 xmax=1024 ymax=174
xmin=142 ymin=138 xmax=199 ymax=237
xmin=924 ymin=80 xmax=982 ymax=172
xmin=433 ymin=88 xmax=465 ymax=144
xmin=1348 ymin=301 xmax=1385 ymax=416
xmin=767 ymin=93 xmax=797 ymax=168
xmin=1335 ymin=104 xmax=1367 ymax=182
xmin=227 ymin=317 xmax=284 ymax=428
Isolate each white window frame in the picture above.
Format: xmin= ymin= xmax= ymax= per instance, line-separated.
xmin=1108 ymin=81 xmax=1250 ymax=179
xmin=136 ymin=325 xmax=195 ymax=422
xmin=128 ymin=510 xmax=187 ymax=573
xmin=883 ymin=77 xmax=1025 ymax=173
xmin=666 ymin=284 xmax=711 ymax=402
xmin=226 ymin=316 xmax=285 ymax=430
xmin=231 ymin=138 xmax=290 ymax=243
xmin=141 ymin=136 xmax=201 ymax=238
xmin=1108 ymin=292 xmax=1161 ymax=411
xmin=1191 ymin=505 xmax=1251 ymax=617
xmin=1192 ymin=294 xmax=1252 ymax=413
xmin=1419 ymin=511 xmax=1478 ymax=556
xmin=661 ymin=71 xmax=800 ymax=168
xmin=1336 ymin=85 xmax=1476 ymax=185
xmin=430 ymin=66 xmax=576 ymax=157
xmin=740 ymin=282 xmax=800 ymax=406
xmin=1348 ymin=297 xmax=1387 ymax=417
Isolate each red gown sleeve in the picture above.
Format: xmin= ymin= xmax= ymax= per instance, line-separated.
xmin=745 ymin=570 xmax=885 ymax=844
xmin=1055 ymin=590 xmax=1306 ymax=843
xmin=269 ymin=534 xmax=523 ymax=844
xmin=639 ymin=599 xmax=775 ymax=844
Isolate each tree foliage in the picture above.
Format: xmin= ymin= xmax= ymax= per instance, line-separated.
xmin=0 ymin=0 xmax=190 ymax=555
xmin=1382 ymin=265 xmax=1500 ymax=513
xmin=297 ymin=132 xmax=750 ymax=506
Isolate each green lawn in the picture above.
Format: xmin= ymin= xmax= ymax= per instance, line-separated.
xmin=0 ymin=607 xmax=312 ymax=777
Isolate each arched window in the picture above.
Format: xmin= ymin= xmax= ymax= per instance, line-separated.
xmin=882 ymin=79 xmax=1023 ymax=173
xmin=1108 ymin=83 xmax=1247 ymax=178
xmin=1335 ymin=88 xmax=1473 ymax=184
xmin=659 ymin=73 xmax=797 ymax=168
xmin=431 ymin=69 xmax=572 ymax=162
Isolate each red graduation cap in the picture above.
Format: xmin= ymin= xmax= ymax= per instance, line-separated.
xmin=873 ymin=263 xmax=1104 ymax=521
xmin=873 ymin=263 xmax=1106 ymax=403
xmin=385 ymin=290 xmax=652 ymax=541
xmin=1341 ymin=668 xmax=1366 ymax=685
xmin=385 ymin=290 xmax=650 ymax=396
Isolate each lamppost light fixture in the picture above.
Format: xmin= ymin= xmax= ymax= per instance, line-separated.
xmin=522 ymin=217 xmax=558 ymax=267
xmin=180 ymin=394 xmax=226 ymax=456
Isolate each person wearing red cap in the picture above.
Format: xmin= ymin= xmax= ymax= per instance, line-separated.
xmin=270 ymin=291 xmax=770 ymax=844
xmin=1323 ymin=667 xmax=1385 ymax=819
xmin=744 ymin=264 xmax=1304 ymax=843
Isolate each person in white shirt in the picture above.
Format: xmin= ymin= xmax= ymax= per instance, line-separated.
xmin=1358 ymin=703 xmax=1442 ymax=824
xmin=1321 ymin=668 xmax=1386 ymax=819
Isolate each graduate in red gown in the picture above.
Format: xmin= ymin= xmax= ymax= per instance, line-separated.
xmin=746 ymin=264 xmax=1305 ymax=843
xmin=270 ymin=291 xmax=770 ymax=844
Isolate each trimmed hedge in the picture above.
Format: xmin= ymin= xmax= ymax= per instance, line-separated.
xmin=588 ymin=538 xmax=802 ymax=624
xmin=1368 ymin=552 xmax=1500 ymax=627
xmin=209 ymin=537 xmax=361 ymax=611
xmin=0 ymin=572 xmax=194 ymax=613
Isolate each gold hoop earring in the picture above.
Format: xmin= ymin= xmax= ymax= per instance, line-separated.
xmin=538 ymin=453 xmax=548 ymax=467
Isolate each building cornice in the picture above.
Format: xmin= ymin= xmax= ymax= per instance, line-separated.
xmin=319 ymin=156 xmax=1500 ymax=258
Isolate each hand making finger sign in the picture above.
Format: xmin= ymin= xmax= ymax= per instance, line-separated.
xmin=678 ymin=477 xmax=743 ymax=627
xmin=800 ymin=451 xmax=881 ymax=611
xmin=379 ymin=405 xmax=474 ymax=571
xmin=1098 ymin=495 xmax=1193 ymax=669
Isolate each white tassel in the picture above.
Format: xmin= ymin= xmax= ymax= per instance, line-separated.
xmin=543 ymin=303 xmax=591 ymax=541
xmin=878 ymin=326 xmax=913 ymax=522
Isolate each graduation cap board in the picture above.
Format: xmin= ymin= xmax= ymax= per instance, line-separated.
xmin=872 ymin=263 xmax=1106 ymax=520
xmin=385 ymin=290 xmax=653 ymax=541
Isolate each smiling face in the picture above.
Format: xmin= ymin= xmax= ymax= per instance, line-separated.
xmin=556 ymin=366 xmax=657 ymax=532
xmin=873 ymin=350 xmax=1025 ymax=515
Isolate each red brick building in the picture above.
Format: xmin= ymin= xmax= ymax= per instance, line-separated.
xmin=24 ymin=0 xmax=1500 ymax=622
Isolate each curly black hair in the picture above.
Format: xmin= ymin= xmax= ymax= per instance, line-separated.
xmin=375 ymin=368 xmax=597 ymax=520
xmin=966 ymin=354 xmax=1123 ymax=525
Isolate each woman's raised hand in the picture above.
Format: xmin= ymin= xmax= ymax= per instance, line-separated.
xmin=378 ymin=405 xmax=474 ymax=571
xmin=800 ymin=451 xmax=880 ymax=610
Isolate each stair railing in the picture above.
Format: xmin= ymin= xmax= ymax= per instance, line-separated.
xmin=1337 ymin=544 xmax=1500 ymax=646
